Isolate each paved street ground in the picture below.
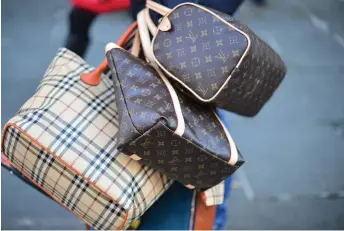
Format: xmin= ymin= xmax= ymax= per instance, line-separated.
xmin=2 ymin=0 xmax=344 ymax=229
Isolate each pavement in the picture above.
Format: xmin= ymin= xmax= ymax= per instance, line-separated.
xmin=2 ymin=0 xmax=344 ymax=229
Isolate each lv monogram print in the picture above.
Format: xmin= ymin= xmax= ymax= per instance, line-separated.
xmin=178 ymin=95 xmax=231 ymax=162
xmin=153 ymin=4 xmax=247 ymax=100
xmin=107 ymin=48 xmax=244 ymax=189
xmin=153 ymin=3 xmax=287 ymax=116
xmin=128 ymin=122 xmax=244 ymax=189
xmin=107 ymin=48 xmax=178 ymax=148
xmin=212 ymin=8 xmax=287 ymax=116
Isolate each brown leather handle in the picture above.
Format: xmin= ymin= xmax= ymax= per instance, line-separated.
xmin=81 ymin=21 xmax=138 ymax=86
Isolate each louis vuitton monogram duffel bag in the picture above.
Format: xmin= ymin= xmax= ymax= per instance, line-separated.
xmin=147 ymin=0 xmax=287 ymax=116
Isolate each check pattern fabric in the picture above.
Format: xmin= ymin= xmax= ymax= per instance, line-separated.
xmin=2 ymin=48 xmax=225 ymax=230
xmin=2 ymin=48 xmax=173 ymax=230
xmin=203 ymin=181 xmax=224 ymax=206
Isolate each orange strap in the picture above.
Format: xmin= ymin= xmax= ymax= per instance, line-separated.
xmin=81 ymin=21 xmax=138 ymax=86
xmin=1 ymin=152 xmax=12 ymax=168
xmin=193 ymin=192 xmax=217 ymax=230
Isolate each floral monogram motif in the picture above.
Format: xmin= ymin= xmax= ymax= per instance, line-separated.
xmin=152 ymin=4 xmax=286 ymax=116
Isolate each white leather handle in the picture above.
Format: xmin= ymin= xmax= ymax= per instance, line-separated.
xmin=146 ymin=0 xmax=171 ymax=16
xmin=137 ymin=10 xmax=155 ymax=63
xmin=131 ymin=32 xmax=141 ymax=57
xmin=144 ymin=8 xmax=158 ymax=35
xmin=137 ymin=9 xmax=185 ymax=136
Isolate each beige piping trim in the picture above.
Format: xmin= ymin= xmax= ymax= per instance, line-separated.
xmin=213 ymin=112 xmax=238 ymax=165
xmin=137 ymin=10 xmax=185 ymax=136
xmin=150 ymin=2 xmax=251 ymax=102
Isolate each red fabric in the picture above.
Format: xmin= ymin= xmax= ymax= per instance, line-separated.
xmin=71 ymin=0 xmax=130 ymax=14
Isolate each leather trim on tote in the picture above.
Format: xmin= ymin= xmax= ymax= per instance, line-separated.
xmin=151 ymin=2 xmax=252 ymax=102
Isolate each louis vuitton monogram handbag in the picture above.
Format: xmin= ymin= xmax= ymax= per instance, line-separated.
xmin=103 ymin=10 xmax=244 ymax=190
xmin=146 ymin=0 xmax=287 ymax=116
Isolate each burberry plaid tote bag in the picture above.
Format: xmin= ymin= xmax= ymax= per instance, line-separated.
xmin=1 ymin=47 xmax=175 ymax=230
xmin=145 ymin=0 xmax=287 ymax=116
